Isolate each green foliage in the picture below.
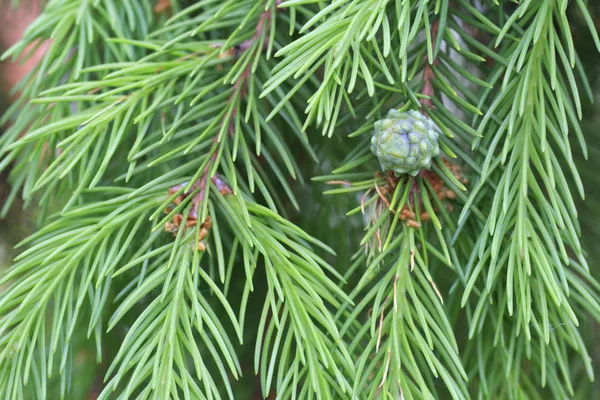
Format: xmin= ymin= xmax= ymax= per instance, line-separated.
xmin=0 ymin=0 xmax=600 ymax=399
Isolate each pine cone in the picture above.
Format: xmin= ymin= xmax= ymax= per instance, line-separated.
xmin=370 ymin=109 xmax=440 ymax=176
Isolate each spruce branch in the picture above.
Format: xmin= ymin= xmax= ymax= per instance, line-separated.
xmin=461 ymin=0 xmax=595 ymax=330
xmin=0 ymin=0 xmax=351 ymax=398
xmin=176 ymin=0 xmax=282 ymax=223
xmin=208 ymin=191 xmax=355 ymax=398
xmin=318 ymin=123 xmax=469 ymax=397
xmin=455 ymin=1 xmax=600 ymax=395
xmin=100 ymin=224 xmax=243 ymax=400
xmin=0 ymin=188 xmax=161 ymax=399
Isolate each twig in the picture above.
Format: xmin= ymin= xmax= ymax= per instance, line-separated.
xmin=173 ymin=2 xmax=282 ymax=217
xmin=232 ymin=0 xmax=283 ymax=97
xmin=420 ymin=19 xmax=440 ymax=109
xmin=239 ymin=0 xmax=283 ymax=53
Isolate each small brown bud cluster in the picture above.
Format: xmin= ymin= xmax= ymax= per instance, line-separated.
xmin=375 ymin=159 xmax=467 ymax=229
xmin=398 ymin=209 xmax=430 ymax=229
xmin=164 ymin=207 xmax=213 ymax=252
xmin=163 ymin=175 xmax=233 ymax=251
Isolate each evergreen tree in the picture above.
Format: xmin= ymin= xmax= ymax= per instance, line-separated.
xmin=0 ymin=0 xmax=599 ymax=398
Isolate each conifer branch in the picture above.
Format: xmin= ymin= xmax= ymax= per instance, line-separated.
xmin=182 ymin=0 xmax=281 ymax=221
xmin=456 ymin=1 xmax=600 ymax=395
xmin=320 ymin=134 xmax=469 ymax=397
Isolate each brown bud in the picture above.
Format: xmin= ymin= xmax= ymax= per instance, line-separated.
xmin=172 ymin=214 xmax=183 ymax=226
xmin=185 ymin=218 xmax=197 ymax=227
xmin=407 ymin=220 xmax=421 ymax=229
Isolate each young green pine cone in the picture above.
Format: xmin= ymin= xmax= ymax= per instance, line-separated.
xmin=370 ymin=109 xmax=440 ymax=176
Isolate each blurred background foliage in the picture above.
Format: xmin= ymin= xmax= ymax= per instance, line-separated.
xmin=574 ymin=3 xmax=600 ymax=399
